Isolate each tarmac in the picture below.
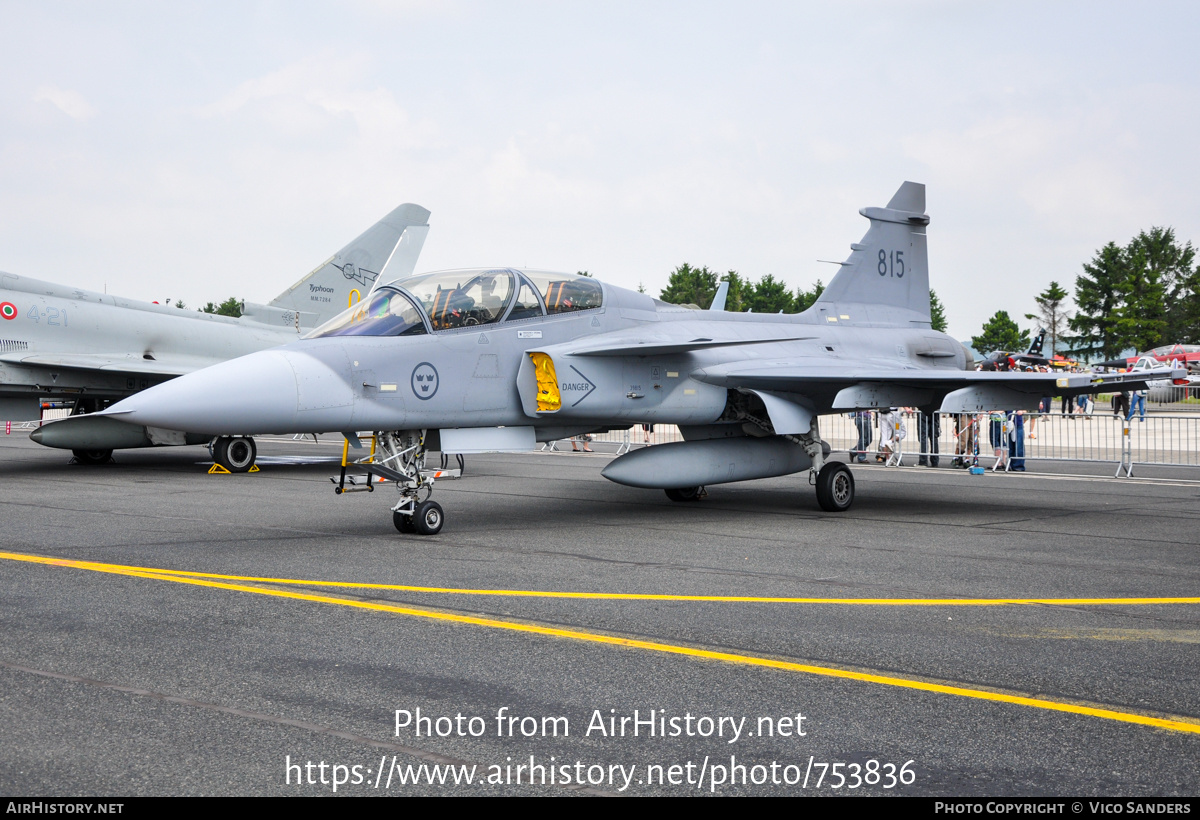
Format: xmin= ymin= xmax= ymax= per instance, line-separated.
xmin=1 ymin=434 xmax=1198 ymax=796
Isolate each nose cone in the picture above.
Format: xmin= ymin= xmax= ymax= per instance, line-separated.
xmin=107 ymin=349 xmax=323 ymax=435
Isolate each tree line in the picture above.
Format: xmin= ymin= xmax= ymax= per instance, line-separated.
xmin=160 ymin=297 xmax=244 ymax=317
xmin=971 ymin=227 xmax=1199 ymax=358
xmin=1068 ymin=228 xmax=1198 ymax=359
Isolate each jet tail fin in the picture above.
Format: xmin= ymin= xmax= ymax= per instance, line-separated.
xmin=809 ymin=182 xmax=930 ymax=327
xmin=267 ymin=203 xmax=431 ymax=329
xmin=1027 ymin=328 xmax=1046 ymax=357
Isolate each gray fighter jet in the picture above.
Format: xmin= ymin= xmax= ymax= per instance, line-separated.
xmin=93 ymin=183 xmax=1183 ymax=533
xmin=14 ymin=203 xmax=430 ymax=468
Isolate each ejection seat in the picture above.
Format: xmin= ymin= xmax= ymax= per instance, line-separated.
xmin=428 ymin=288 xmax=476 ymax=330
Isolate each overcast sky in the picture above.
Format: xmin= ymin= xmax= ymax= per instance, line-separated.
xmin=3 ymin=1 xmax=1198 ymax=339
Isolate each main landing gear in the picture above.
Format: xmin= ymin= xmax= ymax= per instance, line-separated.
xmin=664 ymin=486 xmax=705 ymax=502
xmin=814 ymin=462 xmax=855 ymax=512
xmin=799 ymin=418 xmax=854 ymax=513
xmin=68 ymin=399 xmax=113 ymax=465
xmin=662 ymin=463 xmax=855 ymax=512
xmin=332 ymin=430 xmax=458 ymax=536
xmin=71 ymin=449 xmax=113 ymax=465
xmin=211 ymin=436 xmax=257 ymax=473
xmin=658 ymin=417 xmax=857 ymax=512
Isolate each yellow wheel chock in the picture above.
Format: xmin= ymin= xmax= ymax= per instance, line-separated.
xmin=207 ymin=463 xmax=261 ymax=474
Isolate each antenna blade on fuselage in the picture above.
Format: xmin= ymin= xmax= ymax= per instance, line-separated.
xmin=368 ymin=224 xmax=430 ymax=296
xmin=709 ymin=280 xmax=729 ymax=311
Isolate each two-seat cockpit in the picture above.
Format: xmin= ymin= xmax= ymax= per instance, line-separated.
xmin=305 ymin=268 xmax=604 ymax=339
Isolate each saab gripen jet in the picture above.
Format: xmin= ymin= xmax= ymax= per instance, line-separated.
xmin=14 ymin=204 xmax=431 ymax=469
xmin=91 ymin=183 xmax=1184 ymax=534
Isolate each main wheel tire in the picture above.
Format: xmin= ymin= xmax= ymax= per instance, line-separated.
xmin=412 ymin=500 xmax=444 ymax=535
xmin=72 ymin=448 xmax=112 ymax=465
xmin=664 ymin=486 xmax=702 ymax=502
xmin=213 ymin=436 xmax=256 ymax=473
xmin=815 ymin=462 xmax=855 ymax=512
xmin=393 ymin=509 xmax=416 ymax=534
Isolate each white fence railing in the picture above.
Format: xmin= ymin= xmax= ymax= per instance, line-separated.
xmin=1147 ymin=384 xmax=1200 ymax=405
xmin=557 ymin=409 xmax=1200 ymax=473
xmin=819 ymin=410 xmax=1200 ymax=470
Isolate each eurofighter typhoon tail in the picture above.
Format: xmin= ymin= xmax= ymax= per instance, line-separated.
xmin=20 ymin=203 xmax=431 ymax=468
xmin=100 ymin=184 xmax=1185 ymax=534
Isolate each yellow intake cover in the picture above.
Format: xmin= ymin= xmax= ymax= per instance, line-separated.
xmin=529 ymin=352 xmax=561 ymax=412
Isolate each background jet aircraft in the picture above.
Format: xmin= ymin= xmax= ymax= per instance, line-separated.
xmin=1098 ymin=343 xmax=1200 ymax=375
xmin=1126 ymin=354 xmax=1200 ymax=401
xmin=977 ymin=328 xmax=1051 ymax=371
xmin=14 ymin=203 xmax=430 ymax=468
xmin=95 ymin=183 xmax=1183 ymax=533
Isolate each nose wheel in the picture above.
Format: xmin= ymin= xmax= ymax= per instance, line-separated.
xmin=393 ymin=509 xmax=415 ymax=533
xmin=393 ymin=499 xmax=444 ymax=535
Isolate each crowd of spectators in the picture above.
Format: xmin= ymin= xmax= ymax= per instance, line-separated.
xmin=845 ymin=360 xmax=1152 ymax=471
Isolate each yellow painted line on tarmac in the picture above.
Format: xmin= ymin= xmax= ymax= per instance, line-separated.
xmin=3 ymin=550 xmax=1200 ymax=736
xmin=0 ymin=551 xmax=1196 ymax=606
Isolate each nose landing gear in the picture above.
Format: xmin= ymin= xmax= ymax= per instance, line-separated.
xmin=332 ymin=430 xmax=458 ymax=535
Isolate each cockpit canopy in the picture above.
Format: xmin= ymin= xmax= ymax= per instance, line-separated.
xmin=404 ymin=269 xmax=515 ymax=331
xmin=304 ymin=269 xmax=603 ymax=339
xmin=304 ymin=287 xmax=426 ymax=338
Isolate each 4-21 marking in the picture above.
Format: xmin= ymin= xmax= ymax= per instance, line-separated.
xmin=878 ymin=249 xmax=905 ymax=278
xmin=25 ymin=305 xmax=68 ymax=326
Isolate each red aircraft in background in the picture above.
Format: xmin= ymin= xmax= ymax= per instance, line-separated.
xmin=1099 ymin=344 xmax=1200 ymax=374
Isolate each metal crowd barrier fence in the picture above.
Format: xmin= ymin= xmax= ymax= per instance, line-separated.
xmin=548 ymin=409 xmax=1200 ymax=475
xmin=1148 ymin=384 xmax=1200 ymax=405
xmin=821 ymin=409 xmax=1200 ymax=472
